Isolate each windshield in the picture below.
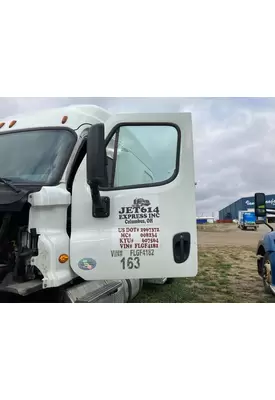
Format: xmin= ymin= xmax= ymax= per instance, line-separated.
xmin=0 ymin=129 xmax=76 ymax=184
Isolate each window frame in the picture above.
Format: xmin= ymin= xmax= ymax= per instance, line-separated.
xmin=100 ymin=122 xmax=181 ymax=192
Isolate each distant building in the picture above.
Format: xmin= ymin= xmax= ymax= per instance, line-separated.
xmin=219 ymin=194 xmax=275 ymax=222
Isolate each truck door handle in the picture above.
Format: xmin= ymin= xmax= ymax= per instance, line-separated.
xmin=173 ymin=232 xmax=191 ymax=263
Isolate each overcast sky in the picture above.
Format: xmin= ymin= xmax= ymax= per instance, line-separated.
xmin=0 ymin=97 xmax=274 ymax=217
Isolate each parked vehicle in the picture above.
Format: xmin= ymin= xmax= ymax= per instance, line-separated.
xmin=254 ymin=193 xmax=275 ymax=294
xmin=238 ymin=210 xmax=257 ymax=231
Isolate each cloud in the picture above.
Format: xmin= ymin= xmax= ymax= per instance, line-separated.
xmin=1 ymin=97 xmax=275 ymax=216
xmin=193 ymin=103 xmax=275 ymax=215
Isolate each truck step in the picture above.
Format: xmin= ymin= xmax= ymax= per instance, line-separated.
xmin=75 ymin=281 xmax=123 ymax=303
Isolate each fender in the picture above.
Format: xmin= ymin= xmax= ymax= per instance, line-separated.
xmin=257 ymin=231 xmax=275 ymax=285
xmin=262 ymin=231 xmax=275 ymax=252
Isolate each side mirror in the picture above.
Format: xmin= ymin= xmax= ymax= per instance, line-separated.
xmin=254 ymin=192 xmax=266 ymax=217
xmin=86 ymin=123 xmax=107 ymax=187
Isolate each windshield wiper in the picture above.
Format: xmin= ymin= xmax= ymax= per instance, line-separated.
xmin=0 ymin=177 xmax=22 ymax=194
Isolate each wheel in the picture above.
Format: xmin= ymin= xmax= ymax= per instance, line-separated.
xmin=262 ymin=253 xmax=274 ymax=295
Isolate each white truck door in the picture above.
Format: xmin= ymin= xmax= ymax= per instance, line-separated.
xmin=70 ymin=113 xmax=198 ymax=280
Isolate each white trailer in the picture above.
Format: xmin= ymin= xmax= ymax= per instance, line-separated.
xmin=0 ymin=105 xmax=197 ymax=302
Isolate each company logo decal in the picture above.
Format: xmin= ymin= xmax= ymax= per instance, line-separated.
xmin=132 ymin=198 xmax=151 ymax=207
xmin=118 ymin=198 xmax=160 ymax=226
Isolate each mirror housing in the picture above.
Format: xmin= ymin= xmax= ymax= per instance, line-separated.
xmin=86 ymin=123 xmax=110 ymax=219
xmin=86 ymin=123 xmax=107 ymax=187
xmin=254 ymin=192 xmax=266 ymax=217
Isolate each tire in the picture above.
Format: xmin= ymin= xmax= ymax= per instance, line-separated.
xmin=262 ymin=253 xmax=274 ymax=295
xmin=165 ymin=278 xmax=175 ymax=284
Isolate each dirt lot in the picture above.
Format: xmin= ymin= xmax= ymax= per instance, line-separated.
xmin=133 ymin=223 xmax=275 ymax=303
xmin=197 ymin=222 xmax=267 ymax=246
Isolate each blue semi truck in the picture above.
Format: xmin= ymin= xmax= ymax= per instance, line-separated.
xmin=238 ymin=210 xmax=258 ymax=231
xmin=254 ymin=193 xmax=275 ymax=295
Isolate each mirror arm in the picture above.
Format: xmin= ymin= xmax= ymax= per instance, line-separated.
xmin=90 ymin=182 xmax=110 ymax=219
xmin=90 ymin=182 xmax=104 ymax=209
xmin=265 ymin=221 xmax=274 ymax=232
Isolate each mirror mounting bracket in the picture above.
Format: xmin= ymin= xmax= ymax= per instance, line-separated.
xmin=265 ymin=221 xmax=274 ymax=232
xmin=90 ymin=183 xmax=110 ymax=218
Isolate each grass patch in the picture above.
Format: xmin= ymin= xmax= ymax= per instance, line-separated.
xmin=132 ymin=246 xmax=275 ymax=303
xmin=197 ymin=224 xmax=235 ymax=233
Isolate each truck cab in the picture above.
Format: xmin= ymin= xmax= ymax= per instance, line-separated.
xmin=237 ymin=210 xmax=257 ymax=231
xmin=0 ymin=105 xmax=198 ymax=302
